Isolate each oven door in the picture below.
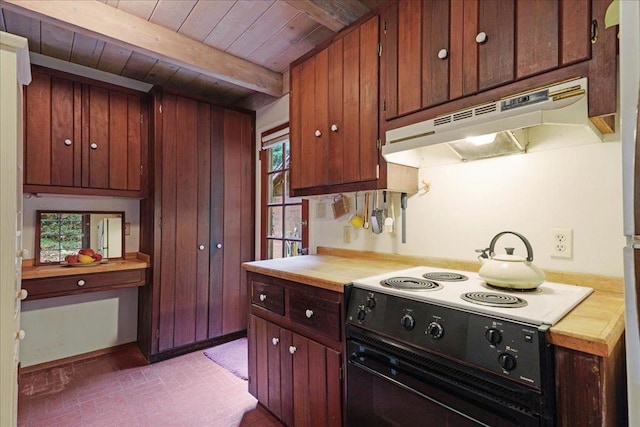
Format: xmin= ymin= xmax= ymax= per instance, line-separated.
xmin=346 ymin=332 xmax=549 ymax=427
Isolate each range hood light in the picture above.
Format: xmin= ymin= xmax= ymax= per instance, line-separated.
xmin=466 ymin=133 xmax=497 ymax=146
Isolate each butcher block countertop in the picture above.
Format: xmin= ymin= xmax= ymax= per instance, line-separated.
xmin=242 ymin=247 xmax=625 ymax=358
xmin=22 ymin=252 xmax=150 ymax=280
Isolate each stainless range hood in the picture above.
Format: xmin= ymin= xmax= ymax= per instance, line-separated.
xmin=383 ymin=77 xmax=604 ymax=167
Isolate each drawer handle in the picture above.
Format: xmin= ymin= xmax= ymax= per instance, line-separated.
xmin=289 ymin=345 xmax=297 ymax=355
xmin=16 ymin=289 xmax=28 ymax=300
xmin=314 ymin=129 xmax=322 ymax=137
xmin=90 ymin=142 xmax=98 ymax=150
xmin=216 ymin=243 xmax=222 ymax=249
xmin=475 ymin=31 xmax=488 ymax=44
xmin=272 ymin=337 xmax=279 ymax=346
xmin=330 ymin=124 xmax=338 ymax=132
xmin=77 ymin=279 xmax=86 ymax=287
xmin=437 ymin=48 xmax=448 ymax=59
xmin=305 ymin=309 xmax=314 ymax=319
xmin=198 ymin=244 xmax=205 ymax=250
xmin=259 ymin=294 xmax=267 ymax=302
xmin=64 ymin=138 xmax=72 ymax=146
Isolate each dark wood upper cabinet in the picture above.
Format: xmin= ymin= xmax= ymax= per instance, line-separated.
xmin=290 ymin=15 xmax=380 ymax=196
xmin=24 ymin=68 xmax=148 ymax=198
xmin=382 ymin=0 xmax=597 ymax=122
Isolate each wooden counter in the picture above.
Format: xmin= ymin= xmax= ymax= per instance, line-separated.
xmin=242 ymin=247 xmax=625 ymax=358
xmin=22 ymin=253 xmax=150 ymax=300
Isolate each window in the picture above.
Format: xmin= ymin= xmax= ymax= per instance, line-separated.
xmin=260 ymin=123 xmax=308 ymax=259
xmin=38 ymin=212 xmax=88 ymax=263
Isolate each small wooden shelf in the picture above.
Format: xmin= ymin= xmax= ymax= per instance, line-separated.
xmin=21 ymin=253 xmax=150 ymax=300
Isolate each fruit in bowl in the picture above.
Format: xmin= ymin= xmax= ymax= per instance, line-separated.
xmin=64 ymin=249 xmax=103 ymax=265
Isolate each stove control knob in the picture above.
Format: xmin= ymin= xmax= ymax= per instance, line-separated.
xmin=498 ymin=353 xmax=517 ymax=371
xmin=485 ymin=328 xmax=502 ymax=345
xmin=400 ymin=314 xmax=415 ymax=330
xmin=357 ymin=306 xmax=367 ymax=322
xmin=427 ymin=322 xmax=444 ymax=339
xmin=366 ymin=296 xmax=376 ymax=310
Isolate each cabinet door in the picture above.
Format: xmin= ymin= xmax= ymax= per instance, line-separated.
xmin=464 ymin=0 xmax=515 ymax=93
xmin=24 ymin=72 xmax=81 ymax=187
xmin=291 ymin=333 xmax=342 ymax=427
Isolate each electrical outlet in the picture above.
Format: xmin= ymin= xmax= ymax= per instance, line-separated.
xmin=550 ymin=228 xmax=572 ymax=258
xmin=343 ymin=226 xmax=352 ymax=244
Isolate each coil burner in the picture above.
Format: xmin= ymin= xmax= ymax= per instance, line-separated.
xmin=423 ymin=272 xmax=469 ymax=282
xmin=460 ymin=292 xmax=528 ymax=308
xmin=381 ymin=277 xmax=443 ymax=291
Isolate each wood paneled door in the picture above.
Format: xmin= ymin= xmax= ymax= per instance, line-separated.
xmin=139 ymin=90 xmax=254 ymax=360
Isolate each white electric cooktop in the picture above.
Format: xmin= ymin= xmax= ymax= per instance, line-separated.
xmin=351 ymin=266 xmax=594 ymax=326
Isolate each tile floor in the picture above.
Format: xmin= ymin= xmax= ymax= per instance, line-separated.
xmin=17 ymin=345 xmax=283 ymax=427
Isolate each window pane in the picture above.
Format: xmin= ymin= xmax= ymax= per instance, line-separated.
xmin=284 ymin=170 xmax=303 ymax=203
xmin=268 ymin=144 xmax=284 ymax=172
xmin=268 ymin=171 xmax=284 ymax=204
xmin=284 ymin=140 xmax=290 ymax=168
xmin=268 ymin=239 xmax=283 ymax=259
xmin=285 ymin=205 xmax=302 ymax=239
xmin=268 ymin=206 xmax=283 ymax=238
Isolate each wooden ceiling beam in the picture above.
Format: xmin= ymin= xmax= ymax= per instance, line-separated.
xmin=284 ymin=0 xmax=370 ymax=32
xmin=1 ymin=0 xmax=284 ymax=97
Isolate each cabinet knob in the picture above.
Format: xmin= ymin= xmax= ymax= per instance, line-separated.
xmin=437 ymin=48 xmax=448 ymax=59
xmin=305 ymin=309 xmax=314 ymax=319
xmin=77 ymin=279 xmax=86 ymax=287
xmin=272 ymin=337 xmax=279 ymax=346
xmin=16 ymin=289 xmax=28 ymax=301
xmin=90 ymin=142 xmax=98 ymax=150
xmin=289 ymin=345 xmax=297 ymax=355
xmin=330 ymin=124 xmax=338 ymax=132
xmin=475 ymin=32 xmax=488 ymax=44
xmin=16 ymin=330 xmax=26 ymax=340
xmin=216 ymin=243 xmax=222 ymax=249
xmin=64 ymin=139 xmax=72 ymax=146
xmin=198 ymin=244 xmax=205 ymax=250
xmin=259 ymin=293 xmax=267 ymax=302
xmin=314 ymin=130 xmax=322 ymax=137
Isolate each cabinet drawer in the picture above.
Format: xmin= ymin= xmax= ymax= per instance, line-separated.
xmin=251 ymin=281 xmax=285 ymax=316
xmin=23 ymin=269 xmax=145 ymax=300
xmin=289 ymin=289 xmax=341 ymax=341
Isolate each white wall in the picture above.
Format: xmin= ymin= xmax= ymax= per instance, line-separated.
xmin=21 ymin=194 xmax=140 ymax=366
xmin=255 ymin=99 xmax=624 ymax=277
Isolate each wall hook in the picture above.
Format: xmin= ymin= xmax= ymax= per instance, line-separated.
xmin=419 ymin=180 xmax=431 ymax=195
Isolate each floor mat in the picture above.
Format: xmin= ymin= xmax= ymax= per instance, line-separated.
xmin=203 ymin=337 xmax=248 ymax=380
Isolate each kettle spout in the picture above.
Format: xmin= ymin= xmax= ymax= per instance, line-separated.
xmin=475 ymin=248 xmax=490 ymax=264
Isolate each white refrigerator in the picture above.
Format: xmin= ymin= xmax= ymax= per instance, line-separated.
xmin=620 ymin=1 xmax=640 ymax=425
xmin=98 ymin=217 xmax=122 ymax=258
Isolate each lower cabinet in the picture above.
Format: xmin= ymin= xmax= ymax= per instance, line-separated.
xmin=247 ymin=273 xmax=343 ymax=426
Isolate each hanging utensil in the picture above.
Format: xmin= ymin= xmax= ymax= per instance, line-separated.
xmin=349 ymin=192 xmax=364 ymax=227
xmin=371 ymin=191 xmax=383 ymax=234
xmin=400 ymin=192 xmax=407 ymax=243
xmin=385 ymin=192 xmax=395 ymax=233
xmin=363 ymin=192 xmax=370 ymax=229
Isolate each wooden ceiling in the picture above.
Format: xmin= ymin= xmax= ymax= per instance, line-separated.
xmin=0 ymin=0 xmax=383 ymax=110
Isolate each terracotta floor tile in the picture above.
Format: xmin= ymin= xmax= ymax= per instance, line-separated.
xmin=18 ymin=345 xmax=284 ymax=427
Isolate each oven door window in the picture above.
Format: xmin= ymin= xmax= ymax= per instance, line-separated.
xmin=346 ymin=342 xmax=541 ymax=427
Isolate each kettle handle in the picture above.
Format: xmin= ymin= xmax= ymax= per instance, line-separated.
xmin=488 ymin=231 xmax=534 ymax=262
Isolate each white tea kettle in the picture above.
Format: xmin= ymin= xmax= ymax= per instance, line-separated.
xmin=476 ymin=231 xmax=546 ymax=289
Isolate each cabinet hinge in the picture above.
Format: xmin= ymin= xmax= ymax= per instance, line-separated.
xmin=140 ymin=165 xmax=144 ymax=176
xmin=140 ymin=114 xmax=144 ymax=124
xmin=383 ymin=99 xmax=387 ymax=111
xmin=383 ymin=20 xmax=387 ymax=33
xmin=258 ymin=150 xmax=261 ymax=161
xmin=378 ymin=42 xmax=382 ymax=57
xmin=376 ymin=164 xmax=380 ymax=179
xmin=339 ymin=366 xmax=344 ymax=381
xmin=376 ymin=139 xmax=382 ymax=151
xmin=155 ymin=328 xmax=160 ymax=339
xmin=159 ymin=104 xmax=162 ymax=114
